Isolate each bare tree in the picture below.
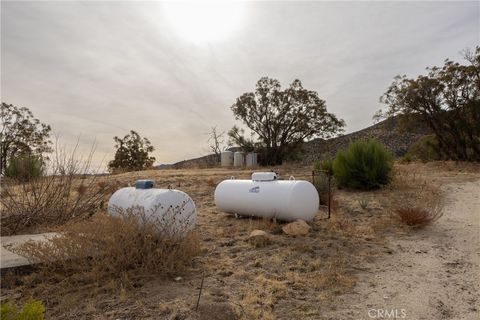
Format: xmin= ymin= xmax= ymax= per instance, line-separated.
xmin=207 ymin=126 xmax=230 ymax=162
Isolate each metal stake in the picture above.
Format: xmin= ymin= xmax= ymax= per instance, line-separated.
xmin=195 ymin=271 xmax=205 ymax=311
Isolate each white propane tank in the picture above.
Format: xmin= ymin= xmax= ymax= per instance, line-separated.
xmin=233 ymin=151 xmax=245 ymax=167
xmin=246 ymin=153 xmax=258 ymax=167
xmin=214 ymin=172 xmax=319 ymax=221
xmin=221 ymin=151 xmax=234 ymax=167
xmin=107 ymin=180 xmax=196 ymax=235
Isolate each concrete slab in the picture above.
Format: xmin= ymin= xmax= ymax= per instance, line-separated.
xmin=1 ymin=233 xmax=59 ymax=269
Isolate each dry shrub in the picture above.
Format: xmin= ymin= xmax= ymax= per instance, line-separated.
xmin=16 ymin=210 xmax=200 ymax=279
xmin=0 ymin=143 xmax=113 ymax=235
xmin=391 ymin=167 xmax=444 ymax=228
xmin=206 ymin=177 xmax=216 ymax=187
xmin=396 ymin=207 xmax=443 ymax=227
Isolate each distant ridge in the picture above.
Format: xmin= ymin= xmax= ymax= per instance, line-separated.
xmin=168 ymin=116 xmax=430 ymax=168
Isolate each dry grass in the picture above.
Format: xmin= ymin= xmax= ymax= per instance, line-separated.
xmin=16 ymin=211 xmax=200 ymax=280
xmin=2 ymin=209 xmax=201 ymax=317
xmin=235 ymin=274 xmax=287 ymax=320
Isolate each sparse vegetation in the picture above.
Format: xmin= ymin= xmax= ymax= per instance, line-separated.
xmin=17 ymin=210 xmax=200 ymax=279
xmin=333 ymin=139 xmax=394 ymax=190
xmin=3 ymin=162 xmax=474 ymax=319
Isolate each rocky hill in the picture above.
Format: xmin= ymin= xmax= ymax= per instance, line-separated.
xmin=300 ymin=116 xmax=429 ymax=164
xmin=169 ymin=116 xmax=430 ymax=168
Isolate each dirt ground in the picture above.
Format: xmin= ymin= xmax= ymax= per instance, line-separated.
xmin=1 ymin=162 xmax=479 ymax=319
xmin=322 ymin=165 xmax=480 ymax=320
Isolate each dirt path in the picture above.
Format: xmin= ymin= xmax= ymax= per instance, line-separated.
xmin=327 ymin=179 xmax=480 ymax=320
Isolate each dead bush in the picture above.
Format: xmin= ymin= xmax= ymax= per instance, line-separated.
xmin=0 ymin=142 xmax=114 ymax=235
xmin=395 ymin=207 xmax=443 ymax=227
xmin=390 ymin=165 xmax=444 ymax=228
xmin=16 ymin=209 xmax=200 ymax=279
xmin=206 ymin=177 xmax=216 ymax=187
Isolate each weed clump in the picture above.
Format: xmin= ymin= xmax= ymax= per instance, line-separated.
xmin=396 ymin=207 xmax=443 ymax=227
xmin=333 ymin=139 xmax=393 ymax=190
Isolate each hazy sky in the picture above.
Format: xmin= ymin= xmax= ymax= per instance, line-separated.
xmin=2 ymin=1 xmax=479 ymax=167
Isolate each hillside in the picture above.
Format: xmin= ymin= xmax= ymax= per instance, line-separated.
xmin=301 ymin=116 xmax=429 ymax=164
xmin=170 ymin=116 xmax=430 ymax=168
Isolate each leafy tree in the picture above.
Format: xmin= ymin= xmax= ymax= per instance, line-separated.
xmin=229 ymin=77 xmax=345 ymax=165
xmin=377 ymin=47 xmax=480 ymax=161
xmin=0 ymin=103 xmax=52 ymax=175
xmin=108 ymin=130 xmax=155 ymax=172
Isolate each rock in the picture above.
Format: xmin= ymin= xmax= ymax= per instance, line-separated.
xmin=248 ymin=229 xmax=271 ymax=247
xmin=174 ymin=276 xmax=182 ymax=282
xmin=282 ymin=220 xmax=311 ymax=236
xmin=218 ymin=270 xmax=233 ymax=277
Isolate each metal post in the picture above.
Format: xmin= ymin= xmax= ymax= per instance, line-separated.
xmin=195 ymin=271 xmax=205 ymax=311
xmin=328 ymin=174 xmax=331 ymax=219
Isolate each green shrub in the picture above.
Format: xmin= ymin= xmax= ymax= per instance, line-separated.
xmin=5 ymin=154 xmax=43 ymax=182
xmin=406 ymin=134 xmax=441 ymax=162
xmin=333 ymin=139 xmax=393 ymax=190
xmin=0 ymin=299 xmax=45 ymax=320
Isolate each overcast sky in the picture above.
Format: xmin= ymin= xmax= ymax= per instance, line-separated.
xmin=2 ymin=1 xmax=479 ymax=168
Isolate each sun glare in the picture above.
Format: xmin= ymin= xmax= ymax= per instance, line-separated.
xmin=162 ymin=2 xmax=245 ymax=44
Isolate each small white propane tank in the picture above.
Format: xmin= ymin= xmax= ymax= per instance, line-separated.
xmin=214 ymin=172 xmax=319 ymax=221
xmin=107 ymin=180 xmax=196 ymax=235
